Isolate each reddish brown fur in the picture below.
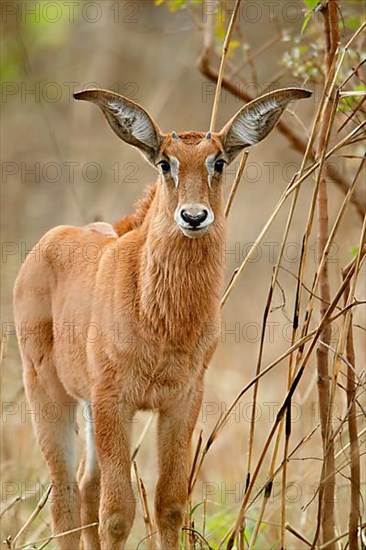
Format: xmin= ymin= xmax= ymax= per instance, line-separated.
xmin=13 ymin=87 xmax=310 ymax=549
xmin=113 ymin=184 xmax=157 ymax=237
xmin=14 ymin=133 xmax=225 ymax=550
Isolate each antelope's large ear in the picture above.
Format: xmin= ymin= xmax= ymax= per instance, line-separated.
xmin=74 ymin=89 xmax=162 ymax=165
xmin=219 ymin=88 xmax=312 ymax=163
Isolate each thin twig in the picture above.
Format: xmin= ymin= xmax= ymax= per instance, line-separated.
xmin=209 ymin=0 xmax=242 ymax=132
xmin=131 ymin=413 xmax=154 ymax=461
xmin=220 ymin=119 xmax=365 ymax=308
xmin=285 ymin=523 xmax=313 ymax=547
xmin=341 ymin=242 xmax=364 ymax=548
xmin=318 ymin=523 xmax=366 ymax=549
xmin=246 ymin=43 xmax=336 ymax=548
xmin=189 ymin=297 xmax=365 ymax=499
xmin=11 ymin=523 xmax=98 ymax=550
xmin=224 ymin=252 xmax=364 ymax=548
xmin=224 ymin=151 xmax=248 ymax=218
xmin=133 ymin=461 xmax=155 ymax=550
xmin=12 ymin=486 xmax=52 ymax=547
xmin=0 ymin=497 xmax=22 ymax=519
xmin=314 ymin=2 xmax=340 ymax=545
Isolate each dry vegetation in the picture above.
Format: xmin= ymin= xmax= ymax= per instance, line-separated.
xmin=1 ymin=0 xmax=365 ymax=548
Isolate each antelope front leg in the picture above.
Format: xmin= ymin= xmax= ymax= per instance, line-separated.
xmin=92 ymin=389 xmax=136 ymax=550
xmin=155 ymin=383 xmax=203 ymax=549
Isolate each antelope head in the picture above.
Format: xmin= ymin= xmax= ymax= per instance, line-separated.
xmin=74 ymin=88 xmax=311 ymax=238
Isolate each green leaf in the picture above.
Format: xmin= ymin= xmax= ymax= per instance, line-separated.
xmin=301 ymin=10 xmax=313 ymax=34
xmin=304 ymin=0 xmax=319 ymax=8
xmin=189 ymin=501 xmax=206 ymax=517
xmin=355 ymin=83 xmax=366 ymax=92
xmin=167 ymin=0 xmax=187 ymax=10
xmin=215 ymin=17 xmax=226 ymax=42
xmin=228 ymin=40 xmax=240 ymax=51
xmin=351 ymin=246 xmax=359 ymax=258
xmin=345 ymin=16 xmax=362 ymax=30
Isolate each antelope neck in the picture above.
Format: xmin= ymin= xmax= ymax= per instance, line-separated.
xmin=137 ymin=195 xmax=225 ymax=340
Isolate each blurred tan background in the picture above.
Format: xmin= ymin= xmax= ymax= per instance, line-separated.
xmin=1 ymin=0 xmax=365 ymax=546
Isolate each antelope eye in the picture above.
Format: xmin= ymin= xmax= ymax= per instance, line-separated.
xmin=214 ymin=159 xmax=226 ymax=173
xmin=158 ymin=161 xmax=170 ymax=174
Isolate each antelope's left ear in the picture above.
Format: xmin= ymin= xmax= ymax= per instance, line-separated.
xmin=74 ymin=89 xmax=162 ymax=165
xmin=219 ymin=88 xmax=312 ymax=163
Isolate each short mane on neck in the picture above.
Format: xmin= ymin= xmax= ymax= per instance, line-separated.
xmin=113 ymin=184 xmax=157 ymax=237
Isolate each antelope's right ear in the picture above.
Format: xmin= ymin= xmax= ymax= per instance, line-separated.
xmin=74 ymin=89 xmax=162 ymax=165
xmin=219 ymin=88 xmax=312 ymax=163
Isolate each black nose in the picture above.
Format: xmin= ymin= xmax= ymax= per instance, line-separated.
xmin=181 ymin=209 xmax=208 ymax=228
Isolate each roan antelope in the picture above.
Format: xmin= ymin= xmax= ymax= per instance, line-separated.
xmin=14 ymin=87 xmax=311 ymax=549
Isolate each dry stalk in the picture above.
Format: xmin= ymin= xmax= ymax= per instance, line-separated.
xmin=189 ymin=430 xmax=203 ymax=496
xmin=285 ymin=523 xmax=313 ymax=547
xmin=221 ymin=117 xmax=364 ymax=308
xmin=247 ymin=424 xmax=319 ymax=512
xmin=0 ymin=497 xmax=22 ymax=519
xmin=11 ymin=523 xmax=98 ymax=550
xmin=246 ymin=272 xmax=277 ymax=541
xmin=209 ymin=0 xmax=242 ymax=132
xmin=320 ymin=408 xmax=365 ymax=485
xmin=328 ymin=238 xmax=365 ymax=428
xmin=189 ymin=295 xmax=363 ymax=501
xmin=247 ymin=388 xmax=365 ymax=534
xmin=306 ymin=155 xmax=364 ymax=321
xmin=131 ymin=412 xmax=154 ymax=461
xmin=253 ymin=86 xmax=357 ymax=550
xmin=11 ymin=485 xmax=52 ymax=547
xmin=133 ymin=461 xmax=155 ymax=550
xmin=318 ymin=523 xmax=366 ymax=550
xmin=202 ymin=498 xmax=207 ymax=543
xmin=246 ymin=43 xmax=336 ymax=548
xmin=224 ymin=256 xmax=363 ymax=548
xmin=248 ymin=424 xmax=282 ymax=549
xmin=279 ymin=56 xmax=341 ymax=550
xmin=345 ymin=352 xmax=362 ymax=550
xmin=289 ymin=20 xmax=366 ymax=351
xmin=335 ymin=426 xmax=366 ymax=462
xmin=340 ymin=243 xmax=364 ymax=548
xmin=258 ymin=13 xmax=364 ymax=550
xmin=189 ymin=326 xmax=320 ymax=495
xmin=224 ymin=151 xmax=248 ymax=218
xmin=286 ymin=155 xmax=365 ymax=432
xmin=37 ymin=537 xmax=53 ymax=550
xmin=182 ymin=527 xmax=212 ymax=549
xmin=314 ymin=2 xmax=340 ymax=546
